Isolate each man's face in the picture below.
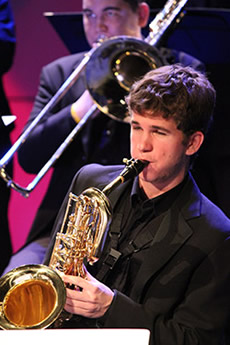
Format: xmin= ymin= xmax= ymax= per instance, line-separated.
xmin=82 ymin=0 xmax=147 ymax=47
xmin=130 ymin=112 xmax=192 ymax=193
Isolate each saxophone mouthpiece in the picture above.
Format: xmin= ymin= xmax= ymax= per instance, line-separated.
xmin=102 ymin=158 xmax=148 ymax=196
xmin=121 ymin=158 xmax=148 ymax=181
xmin=136 ymin=159 xmax=149 ymax=170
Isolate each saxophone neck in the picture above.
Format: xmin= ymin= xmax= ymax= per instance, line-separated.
xmin=102 ymin=158 xmax=148 ymax=196
xmin=102 ymin=175 xmax=124 ymax=196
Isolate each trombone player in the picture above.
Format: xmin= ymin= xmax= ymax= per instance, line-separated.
xmin=2 ymin=0 xmax=203 ymax=274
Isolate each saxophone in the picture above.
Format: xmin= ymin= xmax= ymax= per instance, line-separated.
xmin=0 ymin=159 xmax=147 ymax=330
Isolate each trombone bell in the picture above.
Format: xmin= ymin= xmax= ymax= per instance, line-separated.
xmin=85 ymin=36 xmax=165 ymax=123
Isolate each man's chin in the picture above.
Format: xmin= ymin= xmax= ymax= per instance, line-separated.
xmin=139 ymin=171 xmax=155 ymax=183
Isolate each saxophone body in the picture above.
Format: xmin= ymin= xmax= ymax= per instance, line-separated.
xmin=49 ymin=188 xmax=112 ymax=278
xmin=49 ymin=158 xmax=147 ymax=278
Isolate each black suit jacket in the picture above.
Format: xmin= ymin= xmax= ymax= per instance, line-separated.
xmin=45 ymin=164 xmax=230 ymax=345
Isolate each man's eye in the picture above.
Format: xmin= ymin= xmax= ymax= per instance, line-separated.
xmin=107 ymin=10 xmax=115 ymax=16
xmin=152 ymin=130 xmax=166 ymax=135
xmin=83 ymin=12 xmax=96 ymax=19
xmin=132 ymin=125 xmax=141 ymax=131
xmin=105 ymin=10 xmax=119 ymax=18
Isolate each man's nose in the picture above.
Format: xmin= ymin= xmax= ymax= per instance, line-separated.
xmin=95 ymin=14 xmax=108 ymax=31
xmin=137 ymin=135 xmax=153 ymax=152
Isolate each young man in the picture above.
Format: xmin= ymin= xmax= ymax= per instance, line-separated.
xmin=45 ymin=64 xmax=230 ymax=344
xmin=2 ymin=0 xmax=202 ymax=273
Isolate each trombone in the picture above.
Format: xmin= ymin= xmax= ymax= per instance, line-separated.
xmin=0 ymin=0 xmax=188 ymax=198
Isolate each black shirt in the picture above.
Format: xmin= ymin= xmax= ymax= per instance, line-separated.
xmin=95 ymin=175 xmax=188 ymax=296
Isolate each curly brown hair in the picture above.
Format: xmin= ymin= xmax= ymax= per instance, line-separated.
xmin=126 ymin=64 xmax=216 ymax=138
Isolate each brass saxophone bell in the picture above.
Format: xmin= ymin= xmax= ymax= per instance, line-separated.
xmin=0 ymin=264 xmax=66 ymax=329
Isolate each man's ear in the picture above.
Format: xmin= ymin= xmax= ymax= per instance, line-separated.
xmin=137 ymin=2 xmax=150 ymax=28
xmin=185 ymin=131 xmax=204 ymax=156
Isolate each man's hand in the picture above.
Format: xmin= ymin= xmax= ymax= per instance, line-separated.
xmin=71 ymin=90 xmax=95 ymax=123
xmin=62 ymin=269 xmax=114 ymax=319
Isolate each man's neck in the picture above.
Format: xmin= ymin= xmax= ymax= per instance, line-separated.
xmin=139 ymin=173 xmax=187 ymax=200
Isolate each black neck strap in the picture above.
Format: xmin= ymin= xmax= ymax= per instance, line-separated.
xmin=96 ymin=211 xmax=165 ymax=282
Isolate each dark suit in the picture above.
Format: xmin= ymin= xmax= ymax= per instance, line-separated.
xmin=45 ymin=164 xmax=230 ymax=345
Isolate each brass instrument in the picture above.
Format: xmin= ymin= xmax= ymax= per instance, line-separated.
xmin=0 ymin=158 xmax=147 ymax=330
xmin=0 ymin=0 xmax=189 ymax=197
